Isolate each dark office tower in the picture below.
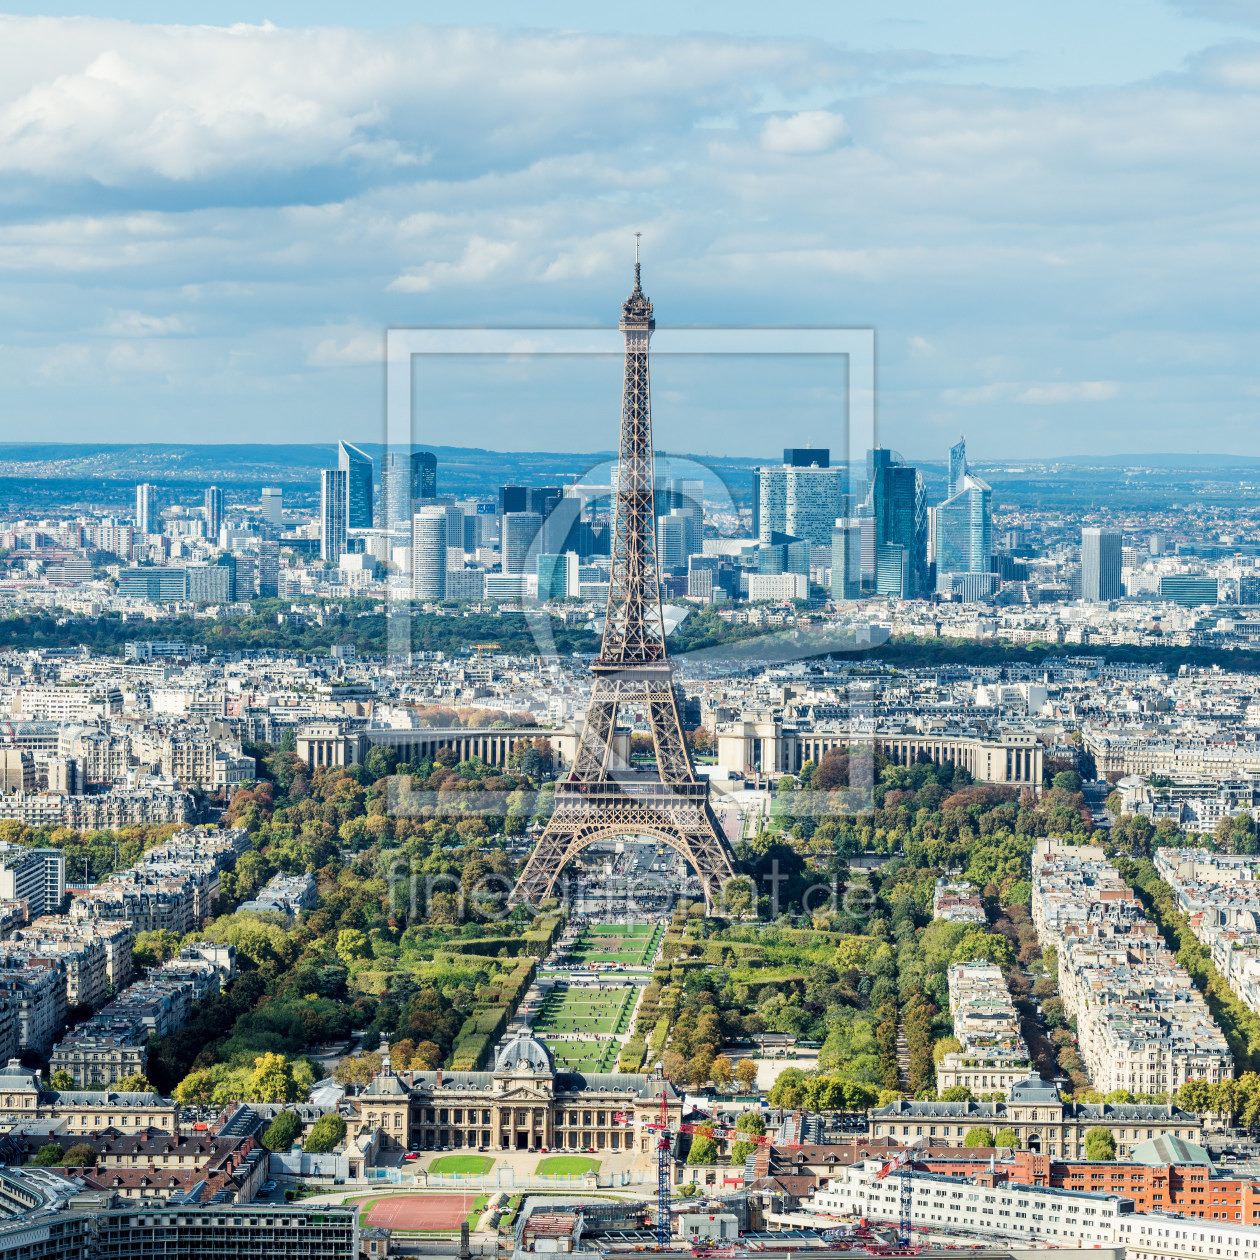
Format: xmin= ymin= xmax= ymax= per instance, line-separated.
xmin=204 ymin=486 xmax=223 ymax=543
xmin=949 ymin=436 xmax=967 ymax=499
xmin=320 ymin=469 xmax=348 ymax=561
xmin=338 ymin=440 xmax=374 ymax=529
xmin=415 ymin=451 xmax=437 ymax=499
xmin=498 ymin=485 xmax=528 ymax=516
xmin=872 ymin=458 xmax=928 ymax=598
xmin=1081 ymin=527 xmax=1122 ymax=602
xmin=783 ymin=448 xmax=830 ymax=468
xmin=527 ymin=486 xmax=562 ymax=516
xmin=382 ymin=450 xmax=436 ymax=531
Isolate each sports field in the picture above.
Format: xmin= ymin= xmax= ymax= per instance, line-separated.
xmin=542 ymin=1036 xmax=619 ymax=1072
xmin=428 ymin=1155 xmax=494 ymax=1175
xmin=356 ymin=1193 xmax=484 ymax=1232
xmin=566 ymin=923 xmax=663 ymax=967
xmin=531 ymin=984 xmax=636 ymax=1036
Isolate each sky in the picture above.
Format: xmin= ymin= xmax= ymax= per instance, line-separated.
xmin=3 ymin=1 xmax=1260 ymax=459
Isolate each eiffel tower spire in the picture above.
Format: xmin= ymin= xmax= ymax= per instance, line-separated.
xmin=510 ymin=242 xmax=740 ymax=914
xmin=601 ymin=249 xmax=663 ymax=665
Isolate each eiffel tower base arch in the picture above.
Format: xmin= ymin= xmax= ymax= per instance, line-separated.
xmin=510 ymin=781 xmax=741 ymax=914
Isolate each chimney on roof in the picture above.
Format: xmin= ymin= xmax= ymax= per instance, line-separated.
xmin=436 ymin=1067 xmax=443 ymax=1087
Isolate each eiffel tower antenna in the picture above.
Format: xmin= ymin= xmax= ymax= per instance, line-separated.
xmin=511 ymin=247 xmax=740 ymax=913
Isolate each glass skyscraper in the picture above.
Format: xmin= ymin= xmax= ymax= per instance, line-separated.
xmin=949 ymin=436 xmax=968 ymax=499
xmin=831 ymin=518 xmax=862 ymax=601
xmin=339 ymin=440 xmax=374 ymax=529
xmin=871 ymin=457 xmax=928 ymax=597
xmin=320 ymin=469 xmax=347 ymax=561
xmin=754 ymin=453 xmax=846 ymax=548
xmin=935 ymin=473 xmax=993 ymax=581
xmin=382 ymin=450 xmax=436 ymax=530
xmin=1082 ymin=527 xmax=1123 ymax=602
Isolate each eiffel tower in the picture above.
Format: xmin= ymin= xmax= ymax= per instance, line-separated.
xmin=511 ymin=244 xmax=741 ymax=913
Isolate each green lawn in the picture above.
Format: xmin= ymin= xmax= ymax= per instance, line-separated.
xmin=536 ymin=1156 xmax=601 ymax=1175
xmin=543 ymin=1037 xmax=619 ymax=1072
xmin=531 ymin=986 xmax=635 ymax=1036
xmin=428 ymin=1155 xmax=495 ymax=1175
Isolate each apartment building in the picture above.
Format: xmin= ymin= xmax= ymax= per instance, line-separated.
xmin=932 ymin=878 xmax=987 ymax=925
xmin=49 ymin=1031 xmax=147 ymax=1088
xmin=934 ymin=962 xmax=1032 ymax=1099
xmin=819 ymin=1157 xmax=1132 ymax=1247
xmin=71 ymin=875 xmax=196 ymax=936
xmin=1032 ymin=839 xmax=1232 ymax=1095
xmin=870 ymin=1074 xmax=1204 ymax=1157
xmin=0 ymin=847 xmax=48 ymax=921
xmin=0 ymin=960 xmax=67 ymax=1053
xmin=5 ymin=923 xmax=106 ymax=1009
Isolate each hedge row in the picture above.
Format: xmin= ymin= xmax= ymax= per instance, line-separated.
xmin=618 ymin=1040 xmax=646 ymax=1072
xmin=449 ymin=1032 xmax=493 ymax=1071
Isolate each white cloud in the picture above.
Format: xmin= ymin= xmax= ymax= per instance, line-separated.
xmin=761 ymin=110 xmax=849 ymax=154
xmin=0 ymin=16 xmax=1255 ymax=451
xmin=941 ymin=380 xmax=1119 ymax=405
xmin=388 ymin=236 xmax=517 ymax=293
xmin=1014 ymin=380 xmax=1119 ymax=403
xmin=308 ymin=328 xmax=382 ymax=367
xmin=102 ymin=309 xmax=183 ymax=336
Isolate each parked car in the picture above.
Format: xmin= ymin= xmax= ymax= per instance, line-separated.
xmin=403 ymin=1153 xmax=420 ymax=1162
xmin=261 ymin=1182 xmax=276 ymax=1194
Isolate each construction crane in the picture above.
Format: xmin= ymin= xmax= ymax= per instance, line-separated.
xmin=617 ymin=1085 xmax=807 ymax=1253
xmin=872 ymin=1148 xmax=915 ymax=1247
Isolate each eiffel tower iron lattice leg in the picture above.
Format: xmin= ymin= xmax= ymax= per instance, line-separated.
xmin=510 ymin=243 xmax=741 ymax=914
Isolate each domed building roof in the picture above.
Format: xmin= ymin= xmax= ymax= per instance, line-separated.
xmin=494 ymin=1033 xmax=554 ymax=1074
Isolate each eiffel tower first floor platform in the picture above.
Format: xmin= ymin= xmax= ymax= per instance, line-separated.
xmin=509 ymin=779 xmax=741 ymax=913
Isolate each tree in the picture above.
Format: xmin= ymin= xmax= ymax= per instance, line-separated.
xmin=413 ymin=1041 xmax=444 ymax=1070
xmin=48 ymin=1070 xmax=75 ymax=1091
xmin=262 ymin=1110 xmax=304 ymax=1152
xmin=1177 ymin=1078 xmax=1212 ymax=1114
xmin=963 ymin=1128 xmax=995 ymax=1147
xmin=249 ymin=1052 xmax=299 ymax=1103
xmin=1085 ymin=1127 xmax=1116 ymax=1161
xmin=940 ymin=1086 xmax=974 ymax=1102
xmin=115 ymin=1074 xmax=153 ymax=1093
xmin=132 ymin=929 xmax=183 ymax=971
xmin=662 ymin=1050 xmax=687 ymax=1082
xmin=734 ymin=1058 xmax=759 ymax=1093
xmin=1052 ymin=770 xmax=1082 ymax=794
xmin=993 ymin=1128 xmax=1022 ymax=1149
xmin=334 ymin=1051 xmax=382 ymax=1090
xmin=688 ymin=1052 xmax=715 ymax=1091
xmin=32 ymin=1143 xmax=65 ymax=1166
xmin=305 ymin=1113 xmax=347 ymax=1153
xmin=63 ymin=1143 xmax=97 ymax=1167
xmin=768 ymin=1068 xmax=807 ymax=1109
xmin=730 ymin=1108 xmax=765 ymax=1164
xmin=710 ymin=1054 xmax=734 ymax=1091
xmin=336 ymin=928 xmax=372 ymax=966
xmin=687 ymin=1124 xmax=718 ymax=1166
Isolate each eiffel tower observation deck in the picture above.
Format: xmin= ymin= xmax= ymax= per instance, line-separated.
xmin=510 ymin=245 xmax=741 ymax=913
